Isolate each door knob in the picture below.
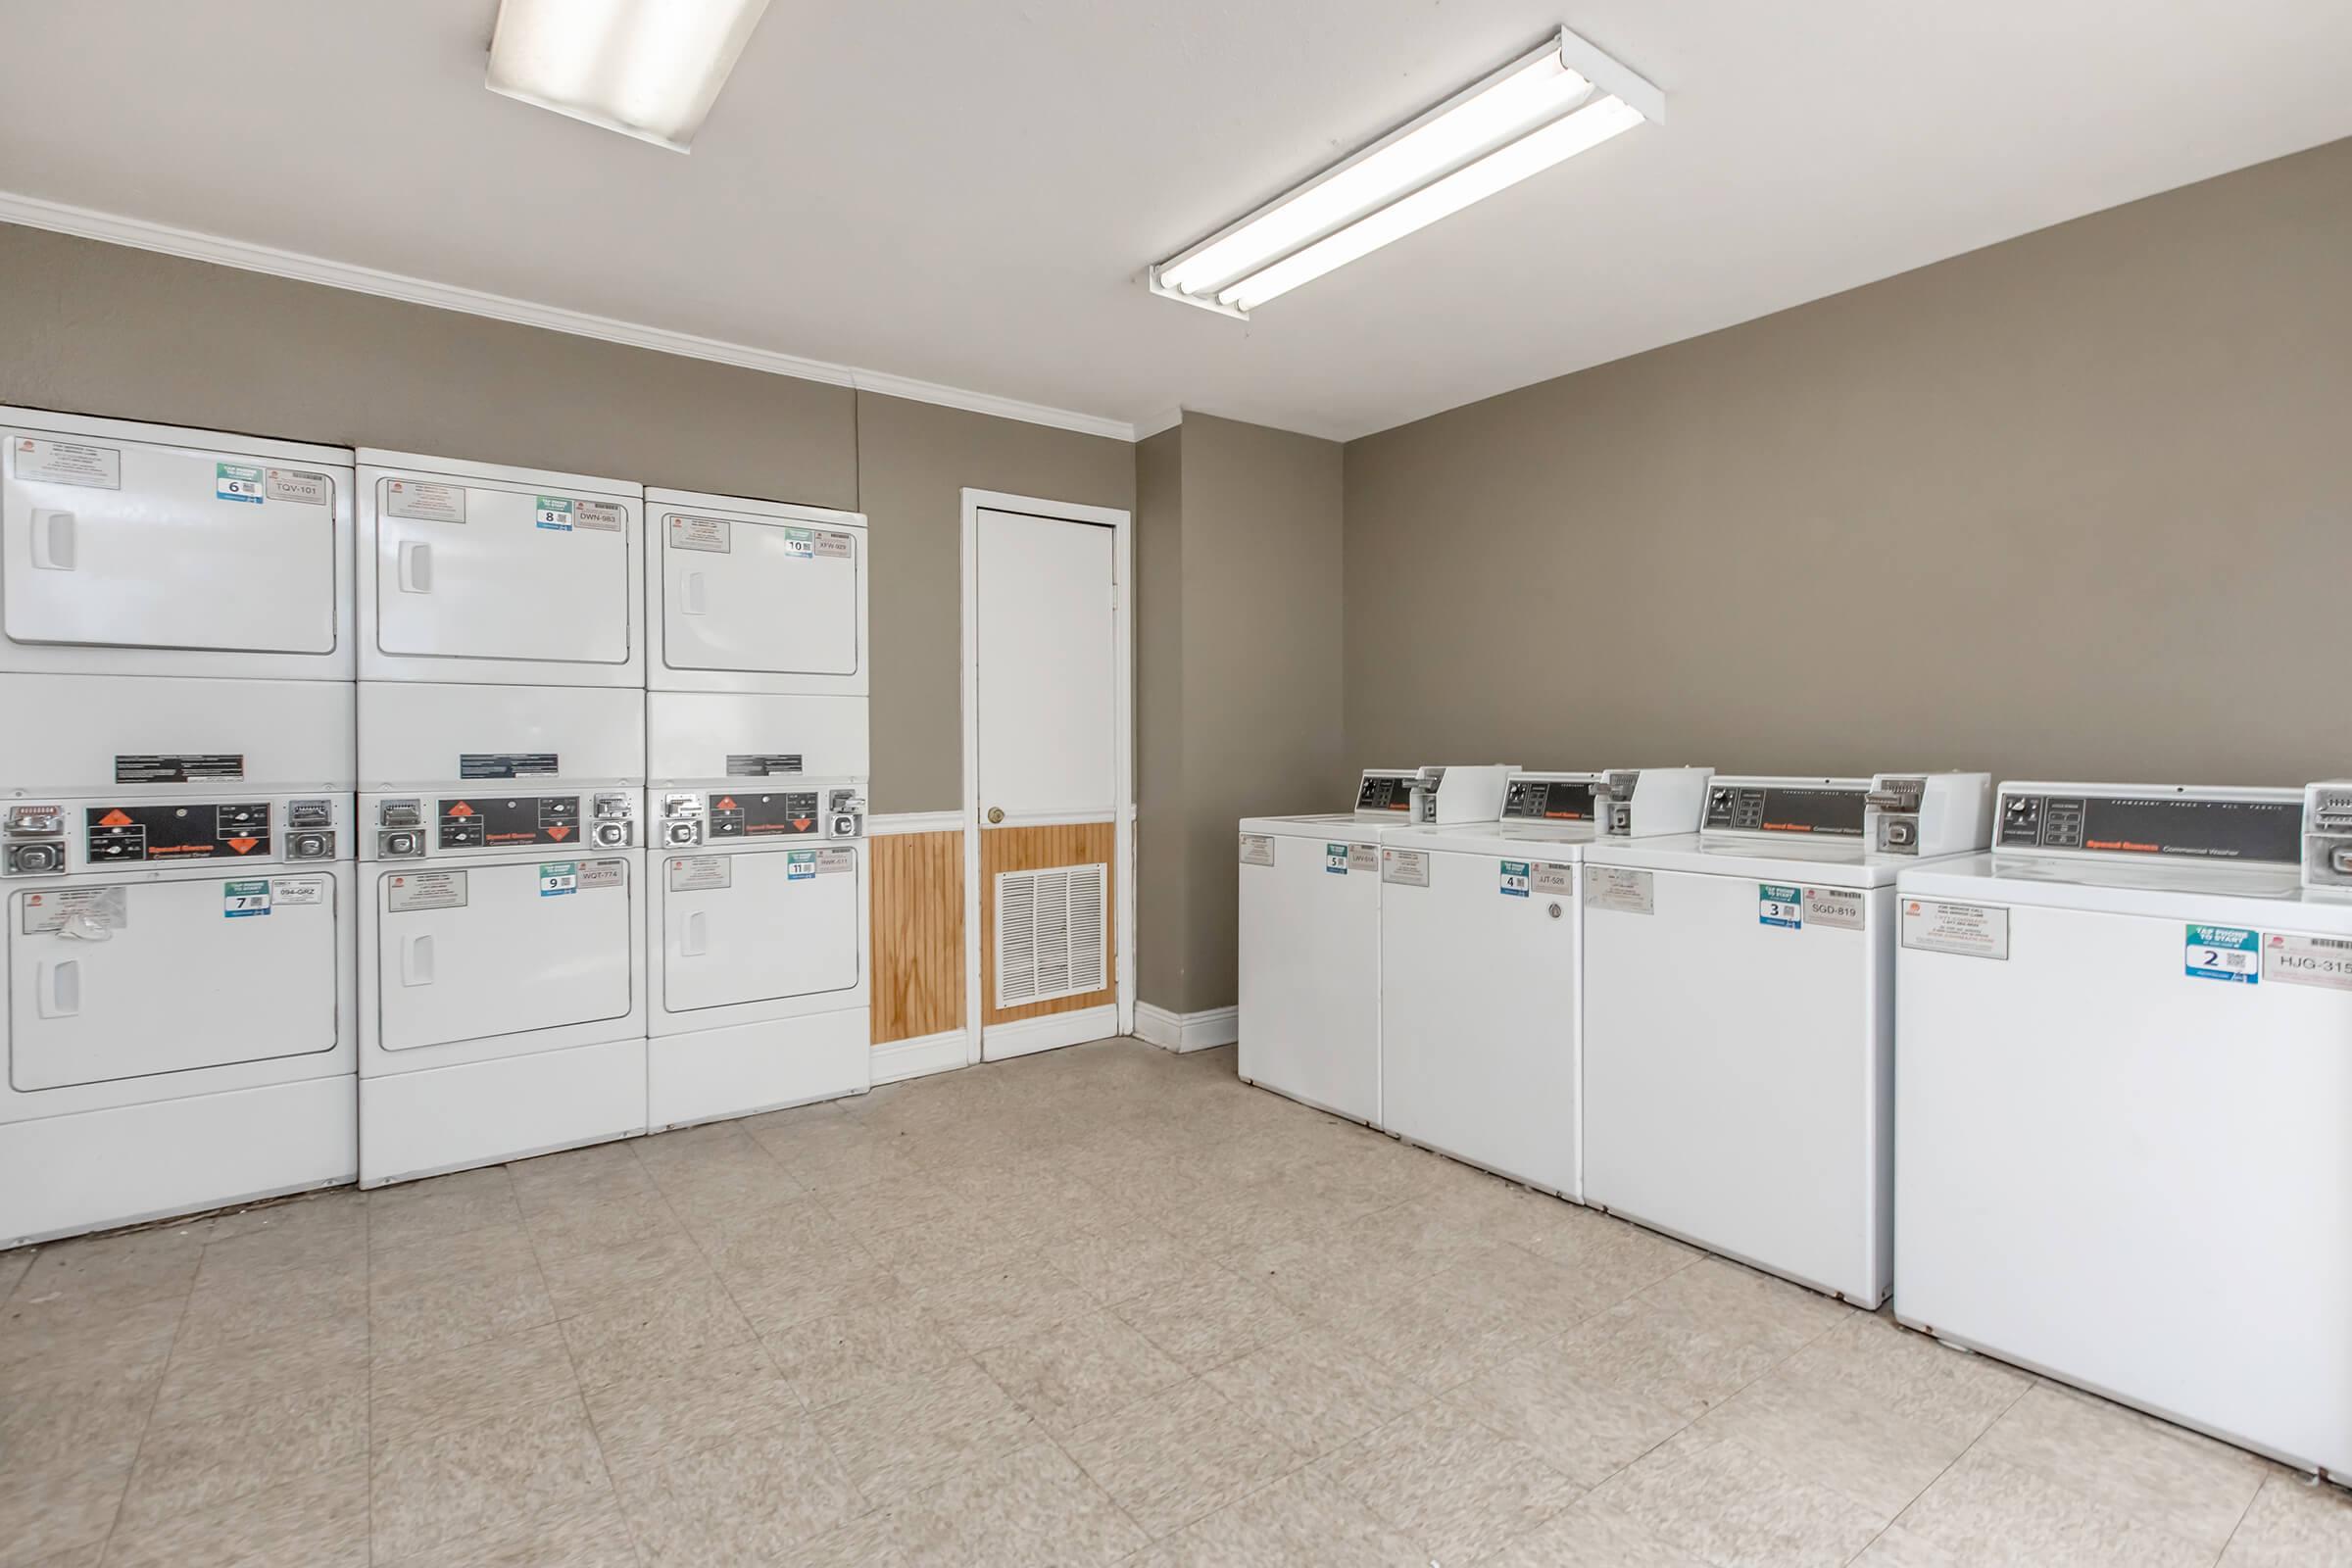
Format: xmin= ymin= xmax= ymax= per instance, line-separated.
xmin=986 ymin=807 xmax=1004 ymax=825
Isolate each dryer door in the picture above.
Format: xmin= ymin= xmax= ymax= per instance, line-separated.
xmin=658 ymin=512 xmax=861 ymax=678
xmin=375 ymin=858 xmax=634 ymax=1052
xmin=372 ymin=476 xmax=632 ymax=666
xmin=9 ymin=874 xmax=340 ymax=1090
xmin=661 ymin=847 xmax=858 ymax=1014
xmin=5 ymin=430 xmax=337 ymax=655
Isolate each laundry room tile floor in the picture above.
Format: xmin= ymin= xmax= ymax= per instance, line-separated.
xmin=2 ymin=1038 xmax=2346 ymax=1567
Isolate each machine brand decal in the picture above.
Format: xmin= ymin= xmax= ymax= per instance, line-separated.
xmin=12 ymin=436 xmax=122 ymax=488
xmin=534 ymin=495 xmax=574 ymax=531
xmin=577 ymin=858 xmax=626 ymax=890
xmin=1325 ymin=842 xmax=1348 ymax=874
xmin=1381 ymin=849 xmax=1430 ymax=888
xmin=265 ymin=467 xmax=331 ymax=506
xmin=1901 ymin=899 xmax=2010 ymax=959
xmin=215 ymin=462 xmax=266 ymax=504
xmin=115 ymin=754 xmax=243 ymax=784
xmin=1498 ymin=859 xmax=1531 ymax=898
xmin=222 ymin=878 xmax=271 ymax=917
xmin=722 ymin=754 xmax=803 ymax=777
xmin=710 ymin=791 xmax=820 ymax=837
xmin=382 ymin=478 xmax=466 ymax=522
xmin=1531 ymin=861 xmax=1573 ymax=896
xmin=1758 ymin=883 xmax=1804 ymax=929
xmin=813 ymin=529 xmax=856 ymax=560
xmin=538 ymin=862 xmax=580 ymax=898
xmin=1348 ymin=843 xmax=1379 ymax=874
xmin=813 ymin=848 xmax=856 ymax=874
xmin=1238 ymin=833 xmax=1275 ymax=867
xmin=669 ymin=855 xmax=731 ymax=891
xmin=2264 ymin=933 xmax=2352 ymax=992
xmin=2183 ymin=923 xmax=2260 ymax=985
xmin=460 ymin=753 xmax=560 ymax=780
xmin=385 ymin=869 xmax=466 ymax=911
xmin=439 ymin=795 xmax=577 ymax=849
xmin=20 ymin=887 xmax=128 ymax=935
xmin=668 ymin=514 xmax=731 ymax=553
xmin=1803 ymin=887 xmax=1865 ymax=931
xmin=571 ymin=499 xmax=625 ymax=533
xmin=786 ymin=850 xmax=818 ymax=880
xmin=85 ymin=802 xmax=270 ymax=863
xmin=270 ymin=876 xmax=327 ymax=906
xmin=1586 ymin=867 xmax=1655 ymax=915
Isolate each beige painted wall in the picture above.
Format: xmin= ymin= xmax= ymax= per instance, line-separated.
xmin=1343 ymin=138 xmax=2352 ymax=788
xmin=1138 ymin=415 xmax=1346 ymax=1015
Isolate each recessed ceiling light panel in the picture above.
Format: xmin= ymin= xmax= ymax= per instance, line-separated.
xmin=1152 ymin=26 xmax=1662 ymax=318
xmin=486 ymin=0 xmax=773 ymax=153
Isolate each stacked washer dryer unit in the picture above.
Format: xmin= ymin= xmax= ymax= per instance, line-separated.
xmin=1897 ymin=780 xmax=2352 ymax=1478
xmin=1377 ymin=766 xmax=1712 ymax=1198
xmin=1237 ymin=764 xmax=1512 ymax=1126
xmin=1582 ymin=771 xmax=1992 ymax=1304
xmin=0 ymin=408 xmax=357 ymax=1244
xmin=643 ymin=489 xmax=870 ymax=1129
xmin=355 ymin=452 xmax=647 ymax=1184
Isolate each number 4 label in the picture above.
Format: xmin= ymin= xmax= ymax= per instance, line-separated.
xmin=2184 ymin=924 xmax=2260 ymax=984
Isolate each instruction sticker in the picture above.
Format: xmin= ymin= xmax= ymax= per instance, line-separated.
xmin=270 ymin=876 xmax=327 ymax=906
xmin=1758 ymin=883 xmax=1804 ymax=929
xmin=1325 ymin=843 xmax=1349 ymax=874
xmin=2184 ymin=923 xmax=2260 ymax=984
xmin=1382 ymin=849 xmax=1430 ymax=887
xmin=1586 ymin=867 xmax=1655 ymax=915
xmin=222 ymin=879 xmax=271 ymax=917
xmin=534 ymin=496 xmax=574 ymax=532
xmin=12 ymin=436 xmax=120 ymax=488
xmin=384 ymin=478 xmax=466 ymax=522
xmin=1901 ymin=899 xmax=2009 ymax=959
xmin=215 ymin=463 xmax=265 ymax=504
xmin=265 ymin=467 xmax=330 ymax=506
xmin=2264 ymin=932 xmax=2352 ymax=992
xmin=21 ymin=887 xmax=127 ymax=935
xmin=668 ymin=514 xmax=731 ymax=553
xmin=1498 ymin=859 xmax=1531 ymax=898
xmin=386 ymin=870 xmax=466 ymax=911
xmin=669 ymin=856 xmax=731 ymax=891
xmin=813 ymin=529 xmax=856 ymax=560
xmin=1532 ymin=861 xmax=1574 ymax=896
xmin=571 ymin=499 xmax=626 ymax=533
xmin=1803 ymin=887 xmax=1865 ymax=931
xmin=787 ymin=850 xmax=818 ymax=880
xmin=577 ymin=858 xmax=626 ymax=891
xmin=538 ymin=862 xmax=580 ymax=897
xmin=1239 ymin=833 xmax=1274 ymax=867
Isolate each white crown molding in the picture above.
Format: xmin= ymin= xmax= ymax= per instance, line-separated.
xmin=1131 ymin=408 xmax=1185 ymax=441
xmin=0 ymin=189 xmax=1139 ymax=444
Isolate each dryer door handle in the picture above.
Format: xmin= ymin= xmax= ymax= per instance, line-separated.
xmin=397 ymin=540 xmax=433 ymax=594
xmin=29 ymin=510 xmax=75 ymax=571
xmin=401 ymin=933 xmax=436 ymax=987
xmin=681 ymin=571 xmax=708 ymax=615
xmin=681 ymin=911 xmax=709 ymax=957
xmin=37 ymin=957 xmax=80 ymax=1018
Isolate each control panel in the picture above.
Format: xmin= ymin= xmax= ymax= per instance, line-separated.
xmin=1596 ymin=766 xmax=1715 ymax=839
xmin=1702 ymin=779 xmax=1868 ymax=838
xmin=1699 ymin=772 xmax=1992 ymax=858
xmin=1353 ymin=769 xmax=1422 ymax=815
xmin=1501 ymin=772 xmax=1600 ymax=822
xmin=1993 ymin=783 xmax=2304 ymax=864
xmin=2303 ymin=781 xmax=2352 ymax=891
xmin=4 ymin=794 xmax=349 ymax=874
xmin=659 ymin=785 xmax=866 ymax=849
xmin=373 ymin=792 xmax=639 ymax=858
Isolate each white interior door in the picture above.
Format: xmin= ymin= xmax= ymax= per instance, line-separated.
xmin=971 ymin=505 xmax=1125 ymax=1060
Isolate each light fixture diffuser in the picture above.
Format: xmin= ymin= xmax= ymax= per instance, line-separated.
xmin=1152 ymin=27 xmax=1662 ymax=317
xmin=487 ymin=0 xmax=773 ymax=153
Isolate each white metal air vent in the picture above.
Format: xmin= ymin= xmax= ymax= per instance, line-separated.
xmin=995 ymin=862 xmax=1107 ymax=1009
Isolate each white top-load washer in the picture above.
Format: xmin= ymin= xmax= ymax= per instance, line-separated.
xmin=357 ymin=450 xmax=643 ymax=686
xmin=643 ymin=488 xmax=871 ymax=1129
xmin=1377 ymin=767 xmax=1712 ymax=1197
xmin=1896 ymin=780 xmax=2352 ymax=1478
xmin=1583 ymin=772 xmax=1993 ymax=1303
xmin=357 ymin=685 xmax=646 ymax=1185
xmin=1238 ymin=765 xmax=1513 ymax=1124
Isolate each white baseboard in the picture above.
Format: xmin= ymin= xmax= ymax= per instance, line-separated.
xmin=1135 ymin=1002 xmax=1240 ymax=1054
xmin=982 ymin=1004 xmax=1121 ymax=1061
xmin=870 ymin=1030 xmax=968 ymax=1085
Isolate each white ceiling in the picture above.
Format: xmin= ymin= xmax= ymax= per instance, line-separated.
xmin=2 ymin=2 xmax=2348 ymax=441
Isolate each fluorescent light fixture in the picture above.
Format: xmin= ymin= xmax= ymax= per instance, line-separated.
xmin=1152 ymin=27 xmax=1662 ymax=317
xmin=486 ymin=0 xmax=773 ymax=152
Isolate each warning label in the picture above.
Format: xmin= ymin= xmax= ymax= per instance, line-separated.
xmin=1238 ymin=833 xmax=1274 ymax=867
xmin=115 ymin=754 xmax=243 ymax=785
xmin=1586 ymin=867 xmax=1655 ymax=915
xmin=669 ymin=856 xmax=731 ymax=892
xmin=13 ymin=436 xmax=121 ymax=489
xmin=21 ymin=886 xmax=127 ymax=935
xmin=1381 ymin=849 xmax=1430 ymax=887
xmin=385 ymin=870 xmax=466 ymax=911
xmin=1901 ymin=899 xmax=2009 ymax=959
xmin=383 ymin=478 xmax=466 ymax=522
xmin=668 ymin=514 xmax=731 ymax=553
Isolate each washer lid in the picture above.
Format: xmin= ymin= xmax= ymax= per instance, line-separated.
xmin=1585 ymin=832 xmax=1929 ymax=889
xmin=1241 ymin=811 xmax=1388 ymax=845
xmin=1897 ymin=852 xmax=2352 ymax=928
xmin=1381 ymin=820 xmax=1603 ymax=860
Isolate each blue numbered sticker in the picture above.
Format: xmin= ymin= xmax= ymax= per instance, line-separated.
xmin=216 ymin=463 xmax=265 ymax=504
xmin=787 ymin=850 xmax=818 ymax=880
xmin=1758 ymin=883 xmax=1803 ymax=929
xmin=534 ymin=495 xmax=574 ymax=531
xmin=1325 ymin=843 xmax=1348 ymax=874
xmin=222 ymin=878 xmax=271 ymax=917
xmin=2184 ymin=924 xmax=2260 ymax=984
xmin=1498 ymin=859 xmax=1530 ymax=897
xmin=538 ymin=862 xmax=579 ymax=897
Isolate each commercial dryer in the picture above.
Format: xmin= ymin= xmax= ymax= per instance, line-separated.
xmin=1583 ymin=772 xmax=1992 ymax=1303
xmin=1237 ymin=765 xmax=1511 ymax=1124
xmin=1897 ymin=781 xmax=2352 ymax=1478
xmin=1377 ymin=767 xmax=1711 ymax=1197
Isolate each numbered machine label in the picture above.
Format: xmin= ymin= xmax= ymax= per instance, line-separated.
xmin=1381 ymin=849 xmax=1429 ymax=888
xmin=1586 ymin=868 xmax=1654 ymax=915
xmin=1901 ymin=899 xmax=2009 ymax=960
xmin=2184 ymin=924 xmax=2260 ymax=985
xmin=539 ymin=862 xmax=580 ymax=898
xmin=1531 ymin=862 xmax=1573 ymax=897
xmin=1498 ymin=859 xmax=1531 ymax=898
xmin=1803 ymin=887 xmax=1865 ymax=931
xmin=1325 ymin=843 xmax=1348 ymax=875
xmin=222 ymin=878 xmax=271 ymax=917
xmin=1238 ymin=833 xmax=1274 ymax=867
xmin=1758 ymin=883 xmax=1803 ymax=929
xmin=2265 ymin=933 xmax=2352 ymax=992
